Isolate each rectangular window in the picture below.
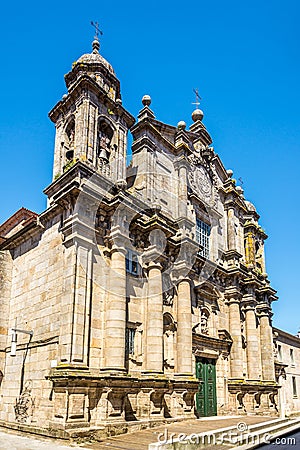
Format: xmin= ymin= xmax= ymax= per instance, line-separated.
xmin=290 ymin=349 xmax=295 ymax=366
xmin=126 ymin=327 xmax=135 ymax=355
xmin=278 ymin=345 xmax=282 ymax=361
xmin=292 ymin=376 xmax=297 ymax=398
xmin=196 ymin=218 xmax=211 ymax=258
xmin=126 ymin=250 xmax=140 ymax=276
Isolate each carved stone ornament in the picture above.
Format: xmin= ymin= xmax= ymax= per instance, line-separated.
xmin=189 ymin=165 xmax=212 ymax=202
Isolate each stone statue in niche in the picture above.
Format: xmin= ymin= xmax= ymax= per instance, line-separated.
xmin=200 ymin=309 xmax=209 ymax=335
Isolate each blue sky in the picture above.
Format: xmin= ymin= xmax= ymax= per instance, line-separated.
xmin=0 ymin=1 xmax=299 ymax=333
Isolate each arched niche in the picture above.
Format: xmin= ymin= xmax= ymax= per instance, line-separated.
xmin=163 ymin=313 xmax=176 ymax=369
xmin=97 ymin=118 xmax=114 ymax=162
xmin=63 ymin=116 xmax=75 ymax=161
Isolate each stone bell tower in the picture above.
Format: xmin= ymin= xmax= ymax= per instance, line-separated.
xmin=49 ymin=34 xmax=134 ymax=183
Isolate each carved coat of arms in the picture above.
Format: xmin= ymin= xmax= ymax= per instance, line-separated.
xmin=189 ymin=165 xmax=213 ymax=203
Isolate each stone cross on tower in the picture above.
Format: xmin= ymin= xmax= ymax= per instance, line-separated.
xmin=90 ymin=21 xmax=103 ymax=40
xmin=192 ymin=88 xmax=202 ymax=109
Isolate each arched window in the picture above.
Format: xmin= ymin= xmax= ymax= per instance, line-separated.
xmin=64 ymin=118 xmax=75 ymax=161
xmin=97 ymin=120 xmax=113 ymax=162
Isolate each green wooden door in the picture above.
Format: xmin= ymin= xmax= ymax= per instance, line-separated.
xmin=196 ymin=358 xmax=217 ymax=417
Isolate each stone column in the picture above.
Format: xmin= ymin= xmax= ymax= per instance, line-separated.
xmin=243 ymin=297 xmax=261 ymax=380
xmin=176 ymin=278 xmax=193 ymax=375
xmin=176 ymin=158 xmax=189 ymax=219
xmin=144 ymin=261 xmax=163 ymax=374
xmin=259 ymin=307 xmax=275 ymax=381
xmin=228 ymin=295 xmax=243 ymax=378
xmin=102 ymin=244 xmax=127 ymax=372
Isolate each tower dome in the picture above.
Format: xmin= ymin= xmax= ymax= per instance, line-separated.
xmin=75 ymin=39 xmax=115 ymax=75
xmin=64 ymin=37 xmax=117 ymax=91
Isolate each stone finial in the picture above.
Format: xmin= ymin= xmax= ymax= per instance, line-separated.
xmin=226 ymin=169 xmax=233 ymax=178
xmin=191 ymin=108 xmax=204 ymax=122
xmin=177 ymin=121 xmax=186 ymax=130
xmin=142 ymin=95 xmax=151 ymax=107
xmin=92 ymin=39 xmax=100 ymax=53
xmin=236 ymin=186 xmax=244 ymax=195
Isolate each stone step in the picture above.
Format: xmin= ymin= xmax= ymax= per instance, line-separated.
xmin=230 ymin=417 xmax=300 ymax=449
xmin=147 ymin=418 xmax=293 ymax=449
xmin=82 ymin=416 xmax=275 ymax=450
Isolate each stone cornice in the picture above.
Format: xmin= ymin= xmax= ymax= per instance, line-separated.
xmin=273 ymin=327 xmax=300 ymax=346
xmin=0 ymin=219 xmax=42 ymax=251
xmin=192 ymin=331 xmax=232 ymax=354
xmin=49 ymin=74 xmax=135 ymax=129
xmin=131 ymin=120 xmax=175 ymax=154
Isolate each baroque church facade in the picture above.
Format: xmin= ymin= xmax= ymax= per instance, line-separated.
xmin=0 ymin=35 xmax=296 ymax=434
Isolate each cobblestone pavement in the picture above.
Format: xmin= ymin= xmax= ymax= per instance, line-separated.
xmin=0 ymin=417 xmax=273 ymax=450
xmin=0 ymin=430 xmax=89 ymax=450
xmin=84 ymin=416 xmax=273 ymax=450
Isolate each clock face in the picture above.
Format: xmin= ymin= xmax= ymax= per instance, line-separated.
xmin=189 ymin=166 xmax=212 ymax=202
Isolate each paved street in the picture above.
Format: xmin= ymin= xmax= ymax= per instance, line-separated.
xmin=0 ymin=430 xmax=89 ymax=450
xmin=0 ymin=417 xmax=273 ymax=450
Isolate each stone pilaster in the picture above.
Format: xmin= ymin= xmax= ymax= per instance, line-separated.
xmin=227 ymin=205 xmax=236 ymax=251
xmin=173 ymin=134 xmax=191 ymax=219
xmin=227 ymin=293 xmax=243 ymax=379
xmin=59 ymin=239 xmax=93 ymax=366
xmin=176 ymin=278 xmax=193 ymax=375
xmin=243 ymin=294 xmax=261 ymax=380
xmin=0 ymin=250 xmax=12 ymax=372
xmin=258 ymin=305 xmax=275 ymax=381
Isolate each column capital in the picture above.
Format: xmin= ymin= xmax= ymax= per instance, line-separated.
xmin=145 ymin=260 xmax=163 ymax=272
xmin=241 ymin=292 xmax=257 ymax=310
xmin=109 ymin=227 xmax=130 ymax=251
xmin=142 ymin=245 xmax=166 ymax=269
xmin=173 ymin=152 xmax=191 ymax=168
xmin=110 ymin=244 xmax=127 ymax=257
xmin=256 ymin=303 xmax=273 ymax=318
xmin=225 ymin=287 xmax=242 ymax=304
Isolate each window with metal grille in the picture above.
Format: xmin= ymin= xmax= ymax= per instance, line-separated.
xmin=196 ymin=218 xmax=211 ymax=258
xmin=290 ymin=348 xmax=295 ymax=366
xmin=126 ymin=327 xmax=135 ymax=355
xmin=292 ymin=376 xmax=297 ymax=398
